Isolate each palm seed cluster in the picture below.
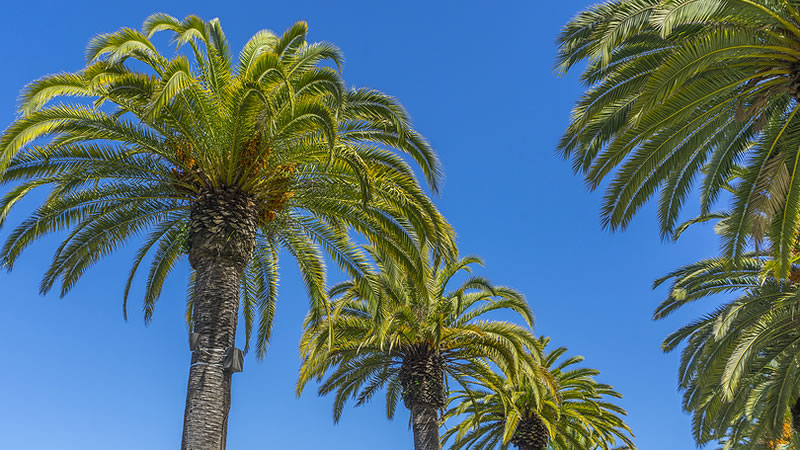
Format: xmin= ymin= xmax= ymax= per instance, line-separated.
xmin=763 ymin=421 xmax=794 ymax=450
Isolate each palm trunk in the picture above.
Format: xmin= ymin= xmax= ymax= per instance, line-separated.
xmin=181 ymin=259 xmax=241 ymax=449
xmin=181 ymin=187 xmax=258 ymax=450
xmin=400 ymin=345 xmax=445 ymax=450
xmin=411 ymin=403 xmax=441 ymax=450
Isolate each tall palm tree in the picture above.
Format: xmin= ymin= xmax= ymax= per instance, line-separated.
xmin=0 ymin=14 xmax=454 ymax=449
xmin=557 ymin=0 xmax=800 ymax=275
xmin=655 ymin=255 xmax=800 ymax=447
xmin=443 ymin=337 xmax=635 ymax=450
xmin=297 ymin=248 xmax=539 ymax=450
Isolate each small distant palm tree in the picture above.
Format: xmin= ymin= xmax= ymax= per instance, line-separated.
xmin=557 ymin=0 xmax=800 ymax=275
xmin=443 ymin=337 xmax=635 ymax=450
xmin=298 ymin=248 xmax=538 ymax=450
xmin=0 ymin=14 xmax=453 ymax=449
xmin=656 ymin=255 xmax=800 ymax=447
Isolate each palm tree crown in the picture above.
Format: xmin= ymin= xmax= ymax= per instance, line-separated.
xmin=443 ymin=337 xmax=635 ymax=450
xmin=298 ymin=247 xmax=539 ymax=449
xmin=0 ymin=14 xmax=453 ymax=353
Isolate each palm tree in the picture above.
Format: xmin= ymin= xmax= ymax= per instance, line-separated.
xmin=655 ymin=255 xmax=800 ymax=447
xmin=557 ymin=0 xmax=800 ymax=275
xmin=0 ymin=14 xmax=454 ymax=449
xmin=297 ymin=247 xmax=539 ymax=450
xmin=442 ymin=337 xmax=635 ymax=450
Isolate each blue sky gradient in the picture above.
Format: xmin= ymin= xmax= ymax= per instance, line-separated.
xmin=1 ymin=1 xmax=722 ymax=448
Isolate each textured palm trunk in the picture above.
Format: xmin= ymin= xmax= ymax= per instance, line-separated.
xmin=181 ymin=259 xmax=241 ymax=450
xmin=410 ymin=403 xmax=441 ymax=450
xmin=400 ymin=345 xmax=445 ymax=450
xmin=181 ymin=187 xmax=258 ymax=450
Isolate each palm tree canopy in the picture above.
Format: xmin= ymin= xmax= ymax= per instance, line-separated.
xmin=297 ymin=246 xmax=539 ymax=422
xmin=558 ymin=0 xmax=800 ymax=275
xmin=0 ymin=14 xmax=454 ymax=356
xmin=442 ymin=336 xmax=635 ymax=450
xmin=655 ymin=254 xmax=800 ymax=447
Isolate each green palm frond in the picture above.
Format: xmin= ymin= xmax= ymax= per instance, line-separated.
xmin=558 ymin=0 xmax=800 ymax=274
xmin=656 ymin=252 xmax=800 ymax=446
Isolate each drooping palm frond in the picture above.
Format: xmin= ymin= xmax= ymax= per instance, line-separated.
xmin=558 ymin=0 xmax=800 ymax=275
xmin=656 ymin=253 xmax=800 ymax=446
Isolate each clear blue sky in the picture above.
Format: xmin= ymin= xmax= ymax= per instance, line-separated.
xmin=0 ymin=1 xmax=720 ymax=448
